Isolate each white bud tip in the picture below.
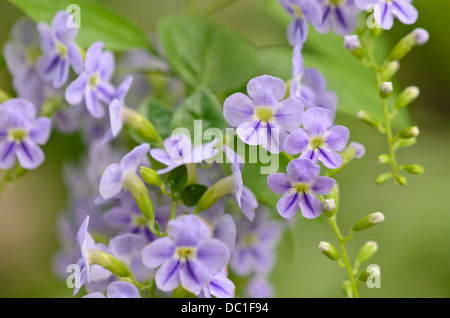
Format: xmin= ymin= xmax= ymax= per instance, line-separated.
xmin=366 ymin=241 xmax=379 ymax=252
xmin=407 ymin=86 xmax=420 ymax=98
xmin=357 ymin=111 xmax=365 ymax=119
xmin=323 ymin=199 xmax=336 ymax=212
xmin=319 ymin=241 xmax=330 ymax=253
xmin=343 ymin=35 xmax=360 ymax=50
xmin=368 ymin=266 xmax=381 ymax=277
xmin=370 ymin=212 xmax=385 ymax=224
xmin=381 ymin=82 xmax=393 ymax=94
xmin=411 ymin=126 xmax=420 ymax=137
xmin=413 ymin=28 xmax=429 ymax=46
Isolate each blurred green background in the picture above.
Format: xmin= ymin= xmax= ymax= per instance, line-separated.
xmin=0 ymin=0 xmax=449 ymax=297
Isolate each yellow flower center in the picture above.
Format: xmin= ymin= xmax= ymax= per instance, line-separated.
xmin=55 ymin=41 xmax=68 ymax=57
xmin=293 ymin=6 xmax=303 ymax=19
xmin=8 ymin=128 xmax=28 ymax=142
xmin=255 ymin=107 xmax=274 ymax=122
xmin=310 ymin=135 xmax=325 ymax=149
xmin=88 ymin=72 xmax=100 ymax=88
xmin=242 ymin=234 xmax=257 ymax=246
xmin=329 ymin=0 xmax=345 ymax=6
xmin=175 ymin=247 xmax=197 ymax=262
xmin=293 ymin=182 xmax=310 ymax=193
xmin=25 ymin=47 xmax=41 ymax=64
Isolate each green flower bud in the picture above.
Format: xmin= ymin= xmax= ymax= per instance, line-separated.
xmin=374 ymin=172 xmax=392 ymax=184
xmin=357 ymin=241 xmax=378 ymax=263
xmin=389 ymin=28 xmax=429 ymax=62
xmin=323 ymin=199 xmax=336 ymax=213
xmin=140 ymin=167 xmax=163 ymax=187
xmin=381 ymin=61 xmax=400 ymax=81
xmin=122 ymin=108 xmax=161 ymax=143
xmin=395 ymin=86 xmax=420 ymax=110
xmin=194 ymin=176 xmax=235 ymax=213
xmin=352 ymin=212 xmax=385 ymax=232
xmin=358 ymin=266 xmax=380 ymax=283
xmin=400 ymin=164 xmax=424 ymax=175
xmin=318 ymin=241 xmax=340 ymax=261
xmin=395 ymin=137 xmax=416 ymax=149
xmin=357 ymin=110 xmax=382 ymax=130
xmin=379 ymin=82 xmax=393 ymax=99
xmin=397 ymin=126 xmax=419 ymax=139
xmin=323 ymin=184 xmax=339 ymax=217
xmin=342 ymin=280 xmax=353 ymax=298
xmin=394 ymin=175 xmax=407 ymax=186
xmin=122 ymin=171 xmax=155 ymax=222
xmin=378 ymin=154 xmax=390 ymax=165
xmin=87 ymin=249 xmax=132 ymax=278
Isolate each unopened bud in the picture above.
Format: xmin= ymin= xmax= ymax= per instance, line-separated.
xmin=395 ymin=175 xmax=407 ymax=185
xmin=397 ymin=126 xmax=419 ymax=139
xmin=395 ymin=137 xmax=416 ymax=149
xmin=380 ymin=82 xmax=393 ymax=99
xmin=140 ymin=167 xmax=163 ymax=187
xmin=395 ymin=86 xmax=420 ymax=110
xmin=349 ymin=142 xmax=365 ymax=159
xmin=323 ymin=199 xmax=335 ymax=212
xmin=344 ymin=35 xmax=364 ymax=60
xmin=357 ymin=241 xmax=378 ymax=263
xmin=378 ymin=154 xmax=390 ymax=165
xmin=381 ymin=61 xmax=400 ymax=81
xmin=194 ymin=176 xmax=235 ymax=213
xmin=374 ymin=172 xmax=392 ymax=184
xmin=352 ymin=212 xmax=385 ymax=232
xmin=87 ymin=249 xmax=132 ymax=278
xmin=357 ymin=110 xmax=381 ymax=129
xmin=324 ymin=184 xmax=339 ymax=217
xmin=359 ymin=266 xmax=381 ymax=282
xmin=122 ymin=107 xmax=161 ymax=143
xmin=319 ymin=241 xmax=340 ymax=261
xmin=400 ymin=164 xmax=424 ymax=175
xmin=389 ymin=28 xmax=430 ymax=61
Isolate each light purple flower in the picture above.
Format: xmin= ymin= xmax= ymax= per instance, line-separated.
xmin=150 ymin=134 xmax=218 ymax=174
xmin=316 ymin=0 xmax=359 ymax=36
xmin=344 ymin=35 xmax=361 ymax=50
xmin=4 ymin=18 xmax=45 ymax=107
xmin=109 ymin=76 xmax=133 ymax=137
xmin=246 ymin=276 xmax=274 ymax=298
xmin=224 ymin=145 xmax=258 ymax=220
xmin=99 ymin=143 xmax=150 ymax=200
xmin=65 ymin=41 xmax=116 ymax=118
xmin=83 ymin=281 xmax=141 ymax=298
xmin=267 ymin=158 xmax=335 ymax=218
xmin=284 ymin=107 xmax=349 ymax=169
xmin=279 ymin=0 xmax=322 ymax=45
xmin=36 ymin=11 xmax=82 ymax=88
xmin=349 ymin=141 xmax=365 ymax=159
xmin=141 ymin=215 xmax=230 ymax=295
xmin=224 ymin=75 xmax=303 ymax=154
xmin=355 ymin=0 xmax=418 ymax=30
xmin=230 ymin=209 xmax=281 ymax=276
xmin=0 ymin=98 xmax=51 ymax=170
xmin=291 ymin=45 xmax=338 ymax=118
xmin=199 ymin=268 xmax=235 ymax=298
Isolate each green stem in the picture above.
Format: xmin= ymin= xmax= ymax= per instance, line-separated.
xmin=281 ymin=151 xmax=294 ymax=162
xmin=328 ymin=216 xmax=359 ymax=298
xmin=358 ymin=33 xmax=399 ymax=179
xmin=170 ymin=198 xmax=177 ymax=220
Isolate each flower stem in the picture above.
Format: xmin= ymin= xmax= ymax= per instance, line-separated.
xmin=358 ymin=33 xmax=399 ymax=180
xmin=170 ymin=198 xmax=177 ymax=220
xmin=328 ymin=215 xmax=359 ymax=298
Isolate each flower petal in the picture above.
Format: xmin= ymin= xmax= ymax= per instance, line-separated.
xmin=196 ymin=239 xmax=230 ymax=273
xmin=16 ymin=140 xmax=44 ymax=169
xmin=52 ymin=11 xmax=78 ymax=44
xmin=107 ymin=281 xmax=140 ymax=298
xmin=141 ymin=237 xmax=175 ymax=269
xmin=302 ymin=107 xmax=332 ymax=135
xmin=85 ymin=88 xmax=105 ymax=118
xmin=267 ymin=173 xmax=291 ymax=194
xmin=180 ymin=260 xmax=211 ymax=295
xmin=299 ymin=192 xmax=323 ymax=219
xmin=310 ymin=176 xmax=336 ymax=195
xmin=286 ymin=158 xmax=320 ymax=183
xmin=247 ymin=75 xmax=286 ymax=106
xmin=326 ymin=125 xmax=349 ymax=151
xmin=223 ymin=93 xmax=255 ymax=127
xmin=0 ymin=141 xmax=17 ymax=169
xmin=284 ymin=128 xmax=309 ymax=155
xmin=65 ymin=73 xmax=87 ymax=105
xmin=119 ymin=143 xmax=150 ymax=171
xmin=208 ymin=275 xmax=235 ymax=298
xmin=318 ymin=147 xmax=343 ymax=169
xmin=391 ymin=0 xmax=418 ymax=25
xmin=109 ymin=233 xmax=147 ymax=264
xmin=273 ymin=97 xmax=304 ymax=131
xmin=109 ymin=99 xmax=123 ymax=137
xmin=68 ymin=42 xmax=83 ymax=74
xmin=236 ymin=120 xmax=264 ymax=146
xmin=99 ymin=163 xmax=123 ymax=200
xmin=155 ymin=259 xmax=181 ymax=292
xmin=85 ymin=41 xmax=104 ymax=74
xmin=99 ymin=51 xmax=115 ymax=81
xmin=52 ymin=57 xmax=69 ymax=88
xmin=276 ymin=192 xmax=300 ymax=218
xmin=239 ymin=186 xmax=258 ymax=221
xmin=374 ymin=2 xmax=394 ymax=30
xmin=167 ymin=215 xmax=211 ymax=246
xmin=29 ymin=117 xmax=52 ymax=145
xmin=213 ymin=214 xmax=236 ymax=253
xmin=261 ymin=123 xmax=287 ymax=154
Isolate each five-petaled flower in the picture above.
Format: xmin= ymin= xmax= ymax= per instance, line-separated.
xmin=36 ymin=11 xmax=82 ymax=88
xmin=268 ymin=158 xmax=335 ymax=218
xmin=284 ymin=107 xmax=349 ymax=169
xmin=141 ymin=215 xmax=230 ymax=295
xmin=65 ymin=41 xmax=116 ymax=118
xmin=0 ymin=98 xmax=51 ymax=170
xmin=316 ymin=0 xmax=360 ymax=36
xmin=223 ymin=75 xmax=304 ymax=154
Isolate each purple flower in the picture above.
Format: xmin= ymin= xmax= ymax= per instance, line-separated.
xmin=343 ymin=35 xmax=361 ymax=50
xmin=230 ymin=209 xmax=281 ymax=276
xmin=223 ymin=75 xmax=303 ymax=154
xmin=36 ymin=11 xmax=82 ymax=88
xmin=83 ymin=281 xmax=141 ymax=298
xmin=141 ymin=215 xmax=230 ymax=295
xmin=246 ymin=276 xmax=274 ymax=298
xmin=199 ymin=268 xmax=235 ymax=298
xmin=267 ymin=158 xmax=335 ymax=218
xmin=65 ymin=41 xmax=116 ymax=118
xmin=4 ymin=18 xmax=45 ymax=106
xmin=291 ymin=45 xmax=338 ymax=118
xmin=150 ymin=134 xmax=218 ymax=174
xmin=279 ymin=0 xmax=322 ymax=45
xmin=109 ymin=76 xmax=133 ymax=137
xmin=0 ymin=98 xmax=51 ymax=170
xmin=355 ymin=0 xmax=418 ymax=30
xmin=224 ymin=145 xmax=258 ymax=220
xmin=284 ymin=107 xmax=349 ymax=169
xmin=349 ymin=141 xmax=365 ymax=159
xmin=316 ymin=0 xmax=359 ymax=36
xmin=99 ymin=143 xmax=150 ymax=200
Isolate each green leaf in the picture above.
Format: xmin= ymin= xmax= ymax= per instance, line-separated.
xmin=171 ymin=89 xmax=227 ymax=137
xmin=167 ymin=165 xmax=188 ymax=193
xmin=138 ymin=98 xmax=173 ymax=139
xmin=180 ymin=184 xmax=208 ymax=207
xmin=158 ymin=14 xmax=260 ymax=93
xmin=9 ymin=0 xmax=151 ymax=51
